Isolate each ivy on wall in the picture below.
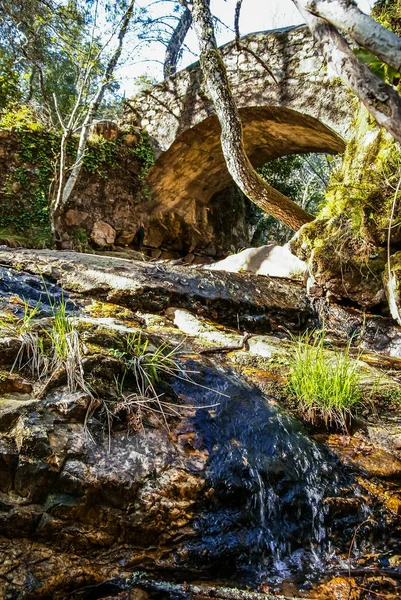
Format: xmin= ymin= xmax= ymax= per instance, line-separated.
xmin=0 ymin=108 xmax=154 ymax=246
xmin=0 ymin=129 xmax=57 ymax=246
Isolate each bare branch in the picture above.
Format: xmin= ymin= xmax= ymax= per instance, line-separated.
xmin=234 ymin=0 xmax=278 ymax=84
xmin=52 ymin=93 xmax=66 ymax=131
xmin=234 ymin=0 xmax=243 ymax=50
xmin=164 ymin=6 xmax=192 ymax=78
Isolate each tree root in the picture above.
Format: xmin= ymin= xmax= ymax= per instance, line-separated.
xmin=128 ymin=572 xmax=307 ymax=600
xmin=199 ymin=332 xmax=251 ymax=355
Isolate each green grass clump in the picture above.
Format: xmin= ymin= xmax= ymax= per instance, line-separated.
xmin=287 ymin=330 xmax=362 ymax=431
xmin=10 ymin=293 xmax=87 ymax=394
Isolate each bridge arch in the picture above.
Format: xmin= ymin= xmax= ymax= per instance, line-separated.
xmin=127 ymin=25 xmax=354 ymax=256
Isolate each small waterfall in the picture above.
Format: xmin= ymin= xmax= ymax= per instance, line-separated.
xmin=171 ymin=361 xmax=372 ymax=585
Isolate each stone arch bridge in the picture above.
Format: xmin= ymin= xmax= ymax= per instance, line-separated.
xmin=127 ymin=25 xmax=354 ymax=258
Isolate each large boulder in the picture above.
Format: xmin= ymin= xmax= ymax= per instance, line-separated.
xmin=0 ymin=249 xmax=314 ymax=333
xmin=0 ymin=356 xmax=387 ymax=599
xmin=90 ymin=220 xmax=117 ymax=247
xmin=207 ymin=243 xmax=307 ymax=279
xmin=0 ymin=255 xmax=400 ymax=598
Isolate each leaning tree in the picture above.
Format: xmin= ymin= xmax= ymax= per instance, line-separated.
xmin=178 ymin=0 xmax=314 ymax=231
xmin=178 ymin=0 xmax=401 ymax=232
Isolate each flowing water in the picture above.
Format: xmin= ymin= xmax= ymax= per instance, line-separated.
xmin=171 ymin=362 xmax=393 ymax=590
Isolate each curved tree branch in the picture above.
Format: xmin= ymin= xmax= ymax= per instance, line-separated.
xmin=299 ymin=0 xmax=401 ymax=72
xmin=188 ymin=0 xmax=314 ymax=231
xmin=293 ymin=0 xmax=401 ymax=145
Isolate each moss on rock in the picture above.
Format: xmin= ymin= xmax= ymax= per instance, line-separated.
xmin=291 ymin=105 xmax=401 ymax=309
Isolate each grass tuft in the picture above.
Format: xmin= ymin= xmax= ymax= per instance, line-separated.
xmin=287 ymin=329 xmax=362 ymax=431
xmin=106 ymin=332 xmax=223 ymax=439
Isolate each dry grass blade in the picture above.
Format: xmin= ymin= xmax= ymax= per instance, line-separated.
xmin=108 ymin=332 xmax=224 ymax=435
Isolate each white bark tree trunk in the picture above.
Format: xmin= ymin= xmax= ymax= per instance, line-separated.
xmin=189 ymin=0 xmax=313 ymax=231
xmin=298 ymin=0 xmax=401 ymax=72
xmin=293 ymin=0 xmax=401 ymax=144
xmin=51 ymin=0 xmax=135 ymax=238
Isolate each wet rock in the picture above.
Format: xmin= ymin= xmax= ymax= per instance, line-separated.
xmin=0 ymin=337 xmax=22 ymax=366
xmin=0 ymin=249 xmax=315 ymax=334
xmin=311 ymin=576 xmax=358 ymax=600
xmin=65 ymin=209 xmax=89 ymax=227
xmin=1 ymin=356 xmax=381 ymax=598
xmin=0 ymin=437 xmax=18 ymax=492
xmin=314 ymin=298 xmax=401 ymax=356
xmin=0 ymin=266 xmax=74 ymax=317
xmin=0 ymin=394 xmax=38 ymax=430
xmin=318 ymin=435 xmax=401 ymax=478
xmin=366 ymin=421 xmax=401 ymax=462
xmin=0 ymin=373 xmax=32 ymax=394
xmin=207 ymin=243 xmax=306 ymax=279
xmin=323 ymin=497 xmax=363 ymax=518
xmin=91 ymin=220 xmax=117 ymax=247
xmin=358 ymin=477 xmax=401 ymax=516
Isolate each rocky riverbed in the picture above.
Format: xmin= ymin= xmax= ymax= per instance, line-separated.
xmin=0 ymin=249 xmax=400 ymax=600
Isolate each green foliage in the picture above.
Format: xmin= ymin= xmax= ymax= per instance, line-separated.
xmin=0 ymin=128 xmax=57 ymax=241
xmin=82 ymin=135 xmax=119 ymax=177
xmin=372 ymin=0 xmax=401 ymax=36
xmin=321 ymin=106 xmax=401 ymax=243
xmin=132 ymin=74 xmax=158 ymax=93
xmin=354 ymin=47 xmax=400 ymax=85
xmin=252 ymin=153 xmax=337 ymax=244
xmin=0 ymin=0 xmax=112 ymax=127
xmin=0 ymin=54 xmax=21 ymax=110
xmin=46 ymin=297 xmax=75 ymax=361
xmin=0 ymin=227 xmax=50 ymax=248
xmin=0 ymin=122 xmax=151 ymax=243
xmin=112 ymin=331 xmax=179 ymax=388
xmin=0 ymin=105 xmax=44 ymax=131
xmin=287 ymin=330 xmax=362 ymax=431
xmin=10 ymin=292 xmax=87 ymax=393
xmin=70 ymin=227 xmax=89 ymax=250
xmin=105 ymin=331 xmax=218 ymax=436
xmin=81 ymin=130 xmax=154 ymax=197
xmin=375 ymin=384 xmax=401 ymax=407
xmin=131 ymin=131 xmax=155 ymax=177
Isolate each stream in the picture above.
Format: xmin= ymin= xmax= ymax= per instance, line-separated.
xmin=0 ymin=257 xmax=400 ymax=599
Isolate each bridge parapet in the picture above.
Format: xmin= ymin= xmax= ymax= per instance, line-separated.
xmin=128 ymin=25 xmax=352 ymax=156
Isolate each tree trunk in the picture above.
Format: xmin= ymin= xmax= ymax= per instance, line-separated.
xmin=293 ymin=0 xmax=401 ymax=145
xmin=50 ymin=0 xmax=135 ymax=235
xmin=189 ymin=0 xmax=313 ymax=231
xmin=164 ymin=6 xmax=192 ymax=78
xmin=298 ymin=0 xmax=401 ymax=72
xmin=52 ymin=130 xmax=69 ymax=239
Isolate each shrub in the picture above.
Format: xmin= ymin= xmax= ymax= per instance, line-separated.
xmin=287 ymin=330 xmax=362 ymax=431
